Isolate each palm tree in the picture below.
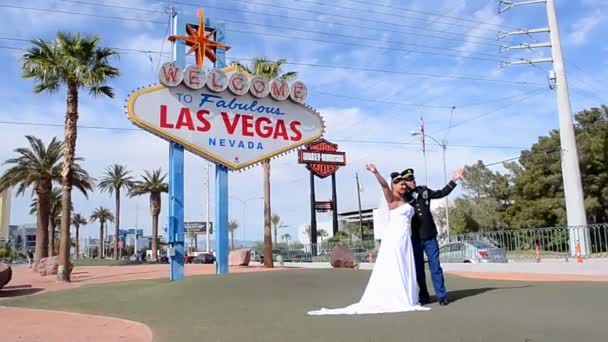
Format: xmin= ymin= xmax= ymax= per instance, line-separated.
xmin=282 ymin=233 xmax=292 ymax=246
xmin=97 ymin=164 xmax=134 ymax=260
xmin=317 ymin=229 xmax=328 ymax=243
xmin=30 ymin=188 xmax=62 ymax=255
xmin=0 ymin=136 xmax=92 ymax=269
xmin=90 ymin=207 xmax=114 ymax=259
xmin=233 ymin=58 xmax=297 ymax=268
xmin=22 ymin=32 xmax=119 ymax=281
xmin=72 ymin=213 xmax=87 ymax=259
xmin=129 ymin=169 xmax=168 ymax=262
xmin=228 ymin=220 xmax=239 ymax=250
xmin=271 ymin=213 xmax=287 ymax=248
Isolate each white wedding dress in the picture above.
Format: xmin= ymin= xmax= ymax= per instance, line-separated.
xmin=308 ymin=203 xmax=430 ymax=315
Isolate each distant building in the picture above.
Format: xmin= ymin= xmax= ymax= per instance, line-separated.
xmin=9 ymin=224 xmax=36 ymax=252
xmin=0 ymin=188 xmax=11 ymax=243
xmin=338 ymin=207 xmax=376 ymax=240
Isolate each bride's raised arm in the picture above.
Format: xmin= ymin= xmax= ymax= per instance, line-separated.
xmin=366 ymin=163 xmax=394 ymax=205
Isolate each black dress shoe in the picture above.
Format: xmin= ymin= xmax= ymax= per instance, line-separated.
xmin=439 ymin=298 xmax=449 ymax=306
xmin=419 ymin=297 xmax=430 ymax=305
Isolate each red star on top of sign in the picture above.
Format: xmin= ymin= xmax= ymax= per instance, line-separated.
xmin=168 ymin=8 xmax=231 ymax=67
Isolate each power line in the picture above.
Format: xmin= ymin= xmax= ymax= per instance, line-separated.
xmin=483 ymin=148 xmax=561 ymax=168
xmin=59 ymin=0 xmax=165 ymax=14
xmin=1 ymin=4 xmax=506 ymax=63
xmin=0 ymin=120 xmax=532 ymax=151
xmin=170 ymin=0 xmax=503 ymax=44
xmin=231 ymin=56 xmax=546 ymax=86
xmin=226 ymin=29 xmax=503 ymax=63
xmin=219 ymin=19 xmax=504 ymax=56
xmin=483 ymin=156 xmax=522 ymax=167
xmin=0 ymin=41 xmax=543 ymax=86
xmin=59 ymin=0 xmax=504 ymax=48
xmin=0 ymin=38 xmax=171 ymax=55
xmin=331 ymin=0 xmax=518 ymax=30
xmin=199 ymin=0 xmax=504 ymax=34
xmin=0 ymin=4 xmax=166 ymax=24
xmin=427 ymin=88 xmax=550 ymax=135
xmin=331 ymin=138 xmax=527 ymax=150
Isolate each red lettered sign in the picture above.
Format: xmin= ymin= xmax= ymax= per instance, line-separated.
xmin=298 ymin=139 xmax=346 ymax=178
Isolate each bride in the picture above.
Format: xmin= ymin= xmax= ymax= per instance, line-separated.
xmin=307 ymin=163 xmax=429 ymax=315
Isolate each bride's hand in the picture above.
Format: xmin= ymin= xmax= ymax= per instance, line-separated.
xmin=366 ymin=163 xmax=377 ymax=173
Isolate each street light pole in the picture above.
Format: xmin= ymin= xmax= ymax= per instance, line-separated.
xmin=411 ymin=131 xmax=450 ymax=240
xmin=230 ymin=195 xmax=263 ymax=248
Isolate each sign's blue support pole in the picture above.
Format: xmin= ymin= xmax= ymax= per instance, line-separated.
xmin=215 ymin=165 xmax=229 ymax=274
xmin=169 ymin=12 xmax=187 ymax=281
xmin=211 ymin=21 xmax=230 ymax=275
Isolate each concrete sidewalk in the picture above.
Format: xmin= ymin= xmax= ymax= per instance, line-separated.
xmin=282 ymin=259 xmax=608 ymax=276
xmin=442 ymin=260 xmax=608 ymax=275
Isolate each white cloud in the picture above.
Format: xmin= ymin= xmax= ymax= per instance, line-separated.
xmin=566 ymin=10 xmax=602 ymax=46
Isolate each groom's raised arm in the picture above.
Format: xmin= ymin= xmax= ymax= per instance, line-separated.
xmin=427 ymin=180 xmax=457 ymax=199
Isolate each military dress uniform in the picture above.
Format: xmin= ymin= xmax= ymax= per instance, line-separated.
xmin=402 ymin=168 xmax=457 ymax=305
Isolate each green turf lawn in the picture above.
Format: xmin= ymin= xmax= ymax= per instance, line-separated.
xmin=2 ymin=269 xmax=606 ymax=342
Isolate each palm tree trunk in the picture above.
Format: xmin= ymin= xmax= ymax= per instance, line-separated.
xmin=114 ymin=189 xmax=120 ymax=260
xmin=274 ymin=226 xmax=277 ymax=248
xmin=151 ymin=214 xmax=158 ymax=262
xmin=151 ymin=192 xmax=161 ymax=262
xmin=48 ymin=218 xmax=55 ymax=256
xmin=58 ymin=81 xmax=78 ymax=282
xmin=75 ymin=226 xmax=79 ymax=259
xmin=263 ymin=159 xmax=273 ymax=268
xmin=99 ymin=223 xmax=104 ymax=259
xmin=34 ymin=183 xmax=51 ymax=270
xmin=230 ymin=231 xmax=234 ymax=250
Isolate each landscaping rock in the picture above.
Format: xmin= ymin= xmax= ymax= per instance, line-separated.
xmin=0 ymin=262 xmax=12 ymax=289
xmin=229 ymin=249 xmax=251 ymax=266
xmin=38 ymin=256 xmax=73 ymax=277
xmin=330 ymin=244 xmax=357 ymax=268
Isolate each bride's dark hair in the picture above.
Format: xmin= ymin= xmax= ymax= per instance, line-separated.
xmin=390 ymin=172 xmax=404 ymax=184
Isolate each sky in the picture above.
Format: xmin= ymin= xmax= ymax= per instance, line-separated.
xmin=0 ymin=0 xmax=606 ymax=244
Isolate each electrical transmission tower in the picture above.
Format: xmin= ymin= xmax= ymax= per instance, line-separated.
xmin=498 ymin=0 xmax=590 ymax=256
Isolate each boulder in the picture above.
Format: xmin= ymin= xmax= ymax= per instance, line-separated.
xmin=38 ymin=256 xmax=73 ymax=277
xmin=229 ymin=249 xmax=251 ymax=266
xmin=0 ymin=262 xmax=12 ymax=289
xmin=330 ymin=244 xmax=357 ymax=268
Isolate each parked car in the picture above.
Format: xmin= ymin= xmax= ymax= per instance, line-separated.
xmin=351 ymin=247 xmax=370 ymax=263
xmin=192 ymin=253 xmax=216 ymax=264
xmin=439 ymin=240 xmax=507 ymax=263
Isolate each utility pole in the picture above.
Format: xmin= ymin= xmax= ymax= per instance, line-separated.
xmin=499 ymin=0 xmax=589 ymax=256
xmin=355 ymin=173 xmax=363 ymax=240
xmin=440 ymin=139 xmax=450 ymax=241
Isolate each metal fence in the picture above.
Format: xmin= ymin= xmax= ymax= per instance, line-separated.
xmin=449 ymin=224 xmax=608 ymax=260
xmin=251 ymin=239 xmax=379 ymax=264
xmin=251 ymin=224 xmax=608 ymax=264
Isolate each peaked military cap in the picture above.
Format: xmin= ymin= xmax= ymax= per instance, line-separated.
xmin=401 ymin=168 xmax=415 ymax=181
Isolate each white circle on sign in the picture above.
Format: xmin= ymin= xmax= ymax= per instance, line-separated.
xmin=270 ymin=78 xmax=290 ymax=101
xmin=207 ymin=69 xmax=228 ymax=92
xmin=289 ymin=81 xmax=308 ymax=103
xmin=249 ymin=76 xmax=270 ymax=98
xmin=228 ymin=72 xmax=250 ymax=96
xmin=158 ymin=62 xmax=183 ymax=87
xmin=183 ymin=65 xmax=206 ymax=90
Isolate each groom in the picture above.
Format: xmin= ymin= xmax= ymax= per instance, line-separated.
xmin=401 ymin=167 xmax=463 ymax=306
